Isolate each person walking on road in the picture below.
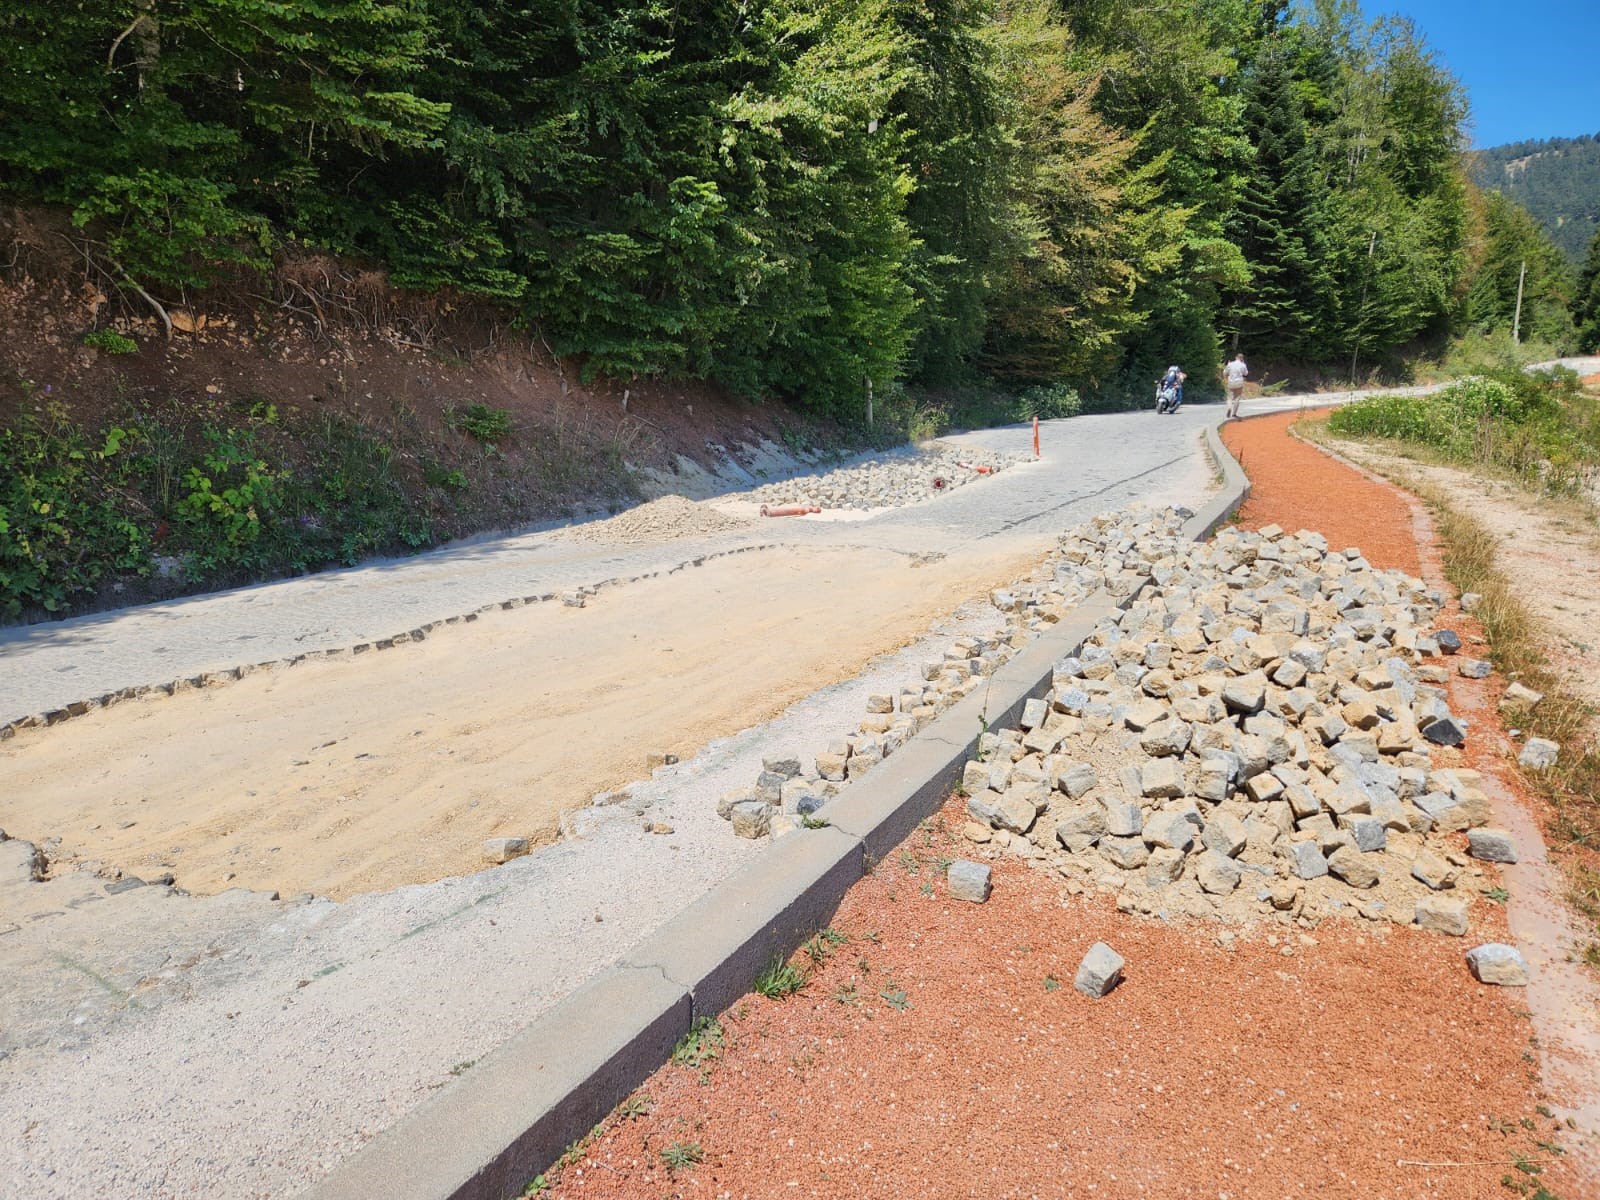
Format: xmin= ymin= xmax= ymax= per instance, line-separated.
xmin=1223 ymin=352 xmax=1249 ymax=419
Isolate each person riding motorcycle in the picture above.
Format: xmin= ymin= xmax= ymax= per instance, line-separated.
xmin=1155 ymin=365 xmax=1185 ymax=414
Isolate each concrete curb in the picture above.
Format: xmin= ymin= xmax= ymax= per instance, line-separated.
xmin=305 ymin=422 xmax=1256 ymax=1200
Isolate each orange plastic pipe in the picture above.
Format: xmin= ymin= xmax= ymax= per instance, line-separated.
xmin=759 ymin=504 xmax=821 ymax=517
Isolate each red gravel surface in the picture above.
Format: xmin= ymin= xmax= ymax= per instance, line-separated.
xmin=541 ymin=411 xmax=1577 ymax=1200
xmin=1222 ymin=411 xmax=1421 ymax=576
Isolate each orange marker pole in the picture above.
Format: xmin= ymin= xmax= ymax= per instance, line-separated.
xmin=1032 ymin=416 xmax=1040 ymax=459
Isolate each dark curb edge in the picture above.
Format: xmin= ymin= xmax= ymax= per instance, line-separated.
xmin=303 ymin=419 xmax=1257 ymax=1200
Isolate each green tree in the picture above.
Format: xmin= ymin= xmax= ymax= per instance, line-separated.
xmin=1462 ymin=190 xmax=1576 ymax=349
xmin=1219 ymin=35 xmax=1332 ymax=357
xmin=1576 ymin=226 xmax=1600 ymax=352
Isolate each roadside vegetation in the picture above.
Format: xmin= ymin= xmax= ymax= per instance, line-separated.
xmin=1328 ymin=364 xmax=1600 ymax=499
xmin=0 ymin=391 xmax=638 ymax=619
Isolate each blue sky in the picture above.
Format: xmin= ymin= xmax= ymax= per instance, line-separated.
xmin=1376 ymin=1 xmax=1600 ymax=147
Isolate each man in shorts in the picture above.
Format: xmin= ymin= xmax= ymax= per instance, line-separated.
xmin=1223 ymin=352 xmax=1248 ymax=419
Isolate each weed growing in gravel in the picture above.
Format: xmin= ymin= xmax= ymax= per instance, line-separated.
xmin=661 ymin=1142 xmax=704 ymax=1172
xmin=833 ymin=982 xmax=861 ymax=1006
xmin=615 ymin=1093 xmax=652 ymax=1121
xmin=1486 ymin=886 xmax=1511 ymax=904
xmin=803 ymin=929 xmax=847 ymax=968
xmin=897 ymin=850 xmax=921 ymax=875
xmin=799 ymin=814 xmax=830 ymax=829
xmin=1043 ymin=975 xmax=1061 ymax=992
xmin=671 ymin=1017 xmax=725 ymax=1081
xmin=879 ymin=984 xmax=911 ymax=1012
xmin=753 ymin=955 xmax=807 ymax=999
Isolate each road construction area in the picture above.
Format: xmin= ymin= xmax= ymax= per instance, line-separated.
xmin=1 ymin=403 xmax=1242 ymax=1198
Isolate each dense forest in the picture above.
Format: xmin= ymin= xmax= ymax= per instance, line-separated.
xmin=1469 ymin=133 xmax=1600 ymax=265
xmin=0 ymin=0 xmax=1579 ymax=414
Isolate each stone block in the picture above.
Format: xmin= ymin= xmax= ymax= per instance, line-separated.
xmin=1140 ymin=719 xmax=1193 ymax=758
xmin=1457 ymin=658 xmax=1492 ymax=680
xmin=1102 ymin=798 xmax=1144 ymax=838
xmin=483 ymin=837 xmax=530 ymax=864
xmin=1466 ymin=943 xmax=1529 ymax=986
xmin=1518 ymin=738 xmax=1559 ymax=771
xmin=1140 ymin=759 xmax=1184 ymax=799
xmin=1099 ymin=836 xmax=1150 ymax=870
xmin=1056 ymin=761 xmax=1099 ymax=800
xmin=1054 ymin=804 xmax=1107 ymax=852
xmin=1145 ymin=847 xmax=1185 ymax=887
xmin=730 ymin=801 xmax=772 ymax=839
xmin=1466 ymin=827 xmax=1517 ymax=864
xmin=947 ymin=860 xmax=993 ymax=903
xmin=1421 ymin=715 xmax=1467 ymax=748
xmin=1327 ymin=845 xmax=1379 ymax=888
xmin=1195 ymin=851 xmax=1242 ymax=895
xmin=1410 ymin=849 xmax=1456 ymax=890
xmin=1201 ymin=812 xmax=1247 ymax=858
xmin=1288 ymin=840 xmax=1328 ymax=880
xmin=1500 ymin=682 xmax=1544 ymax=712
xmin=1073 ymin=942 xmax=1126 ymax=998
xmin=1415 ymin=894 xmax=1469 ymax=936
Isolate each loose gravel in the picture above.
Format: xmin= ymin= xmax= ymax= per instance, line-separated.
xmin=743 ymin=446 xmax=1025 ymax=512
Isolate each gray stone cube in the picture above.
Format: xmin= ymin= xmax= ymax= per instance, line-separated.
xmin=1073 ymin=942 xmax=1126 ymax=998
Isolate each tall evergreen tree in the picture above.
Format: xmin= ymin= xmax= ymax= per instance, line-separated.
xmin=1219 ymin=36 xmax=1331 ymax=357
xmin=1576 ymin=227 xmax=1600 ymax=352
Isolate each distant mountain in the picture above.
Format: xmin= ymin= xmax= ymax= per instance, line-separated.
xmin=1467 ymin=133 xmax=1600 ymax=264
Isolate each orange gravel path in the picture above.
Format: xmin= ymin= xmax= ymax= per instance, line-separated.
xmin=540 ymin=412 xmax=1575 ymax=1200
xmin=1222 ymin=411 xmax=1420 ymax=576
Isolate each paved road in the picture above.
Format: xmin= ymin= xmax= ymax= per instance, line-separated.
xmin=1 ymin=401 xmax=1234 ymax=722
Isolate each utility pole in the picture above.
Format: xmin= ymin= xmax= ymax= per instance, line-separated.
xmin=865 ymin=377 xmax=873 ymax=428
xmin=1512 ymin=259 xmax=1527 ymax=344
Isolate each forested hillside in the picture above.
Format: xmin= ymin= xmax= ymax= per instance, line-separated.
xmin=2 ymin=0 xmax=1479 ymax=411
xmin=1469 ymin=133 xmax=1600 ymax=265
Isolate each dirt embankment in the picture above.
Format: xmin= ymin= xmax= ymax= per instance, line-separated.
xmin=0 ymin=206 xmax=846 ymax=619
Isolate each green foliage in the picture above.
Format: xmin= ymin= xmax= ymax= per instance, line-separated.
xmin=1015 ymin=383 xmax=1080 ymax=421
xmin=445 ymin=402 xmax=512 ymax=444
xmin=0 ymin=408 xmax=149 ymax=617
xmin=660 ymin=1142 xmax=704 ymax=1172
xmin=82 ymin=328 xmax=139 ymax=355
xmin=0 ymin=0 xmax=1491 ymax=420
xmin=1460 ymin=191 xmax=1576 ymax=350
xmin=753 ymin=955 xmax=808 ymax=999
xmin=670 ymin=1017 xmax=725 ymax=1080
xmin=1574 ymin=227 xmax=1600 ymax=353
xmin=1468 ymin=131 xmax=1600 ymax=264
xmin=1329 ymin=367 xmax=1600 ymax=496
xmin=0 ymin=395 xmax=440 ymax=618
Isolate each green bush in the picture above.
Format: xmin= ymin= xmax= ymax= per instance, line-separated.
xmin=0 ymin=410 xmax=149 ymax=616
xmin=1016 ymin=383 xmax=1082 ymax=422
xmin=82 ymin=328 xmax=139 ymax=355
xmin=1328 ymin=368 xmax=1599 ymax=497
xmin=446 ymin=403 xmax=512 ymax=444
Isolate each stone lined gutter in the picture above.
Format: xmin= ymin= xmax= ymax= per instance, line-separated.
xmin=304 ymin=420 xmax=1254 ymax=1200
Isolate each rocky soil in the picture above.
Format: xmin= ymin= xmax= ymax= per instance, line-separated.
xmin=741 ymin=446 xmax=1025 ymax=512
xmin=726 ymin=504 xmax=1552 ymax=946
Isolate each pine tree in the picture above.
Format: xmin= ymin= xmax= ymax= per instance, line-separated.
xmin=1219 ymin=36 xmax=1331 ymax=357
xmin=1577 ymin=227 xmax=1600 ymax=352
